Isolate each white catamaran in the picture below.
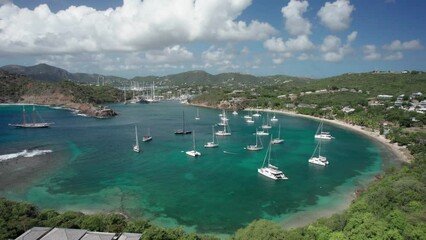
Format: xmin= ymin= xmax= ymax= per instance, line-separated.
xmin=314 ymin=119 xmax=334 ymax=140
xmin=186 ymin=130 xmax=201 ymax=157
xmin=258 ymin=137 xmax=288 ymax=180
xmin=133 ymin=125 xmax=140 ymax=153
xmin=308 ymin=139 xmax=329 ymax=166
xmin=204 ymin=125 xmax=219 ymax=148
xmin=9 ymin=105 xmax=53 ymax=128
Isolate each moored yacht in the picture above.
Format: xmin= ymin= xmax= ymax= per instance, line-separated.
xmin=258 ymin=137 xmax=288 ymax=180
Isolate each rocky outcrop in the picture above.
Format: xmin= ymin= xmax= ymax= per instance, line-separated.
xmin=20 ymin=94 xmax=118 ymax=118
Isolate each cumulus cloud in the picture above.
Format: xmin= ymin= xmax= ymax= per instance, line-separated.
xmin=202 ymin=46 xmax=235 ymax=66
xmin=264 ymin=35 xmax=314 ymax=53
xmin=384 ymin=51 xmax=403 ymax=61
xmin=281 ymin=0 xmax=311 ymax=36
xmin=320 ymin=31 xmax=357 ymax=62
xmin=362 ymin=45 xmax=381 ymax=60
xmin=0 ymin=0 xmax=276 ymax=54
xmin=317 ymin=0 xmax=355 ymax=31
xmin=383 ymin=39 xmax=423 ymax=51
xmin=145 ymin=45 xmax=193 ymax=63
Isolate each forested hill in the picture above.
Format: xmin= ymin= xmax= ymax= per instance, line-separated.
xmin=131 ymin=70 xmax=309 ymax=87
xmin=0 ymin=64 xmax=127 ymax=86
xmin=0 ymin=70 xmax=121 ymax=117
xmin=1 ymin=63 xmax=310 ymax=88
xmin=299 ymin=72 xmax=426 ymax=96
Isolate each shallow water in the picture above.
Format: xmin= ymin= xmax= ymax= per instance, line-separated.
xmin=0 ymin=102 xmax=398 ymax=234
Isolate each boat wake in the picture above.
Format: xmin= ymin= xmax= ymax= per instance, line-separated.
xmin=223 ymin=151 xmax=238 ymax=155
xmin=0 ymin=149 xmax=53 ymax=162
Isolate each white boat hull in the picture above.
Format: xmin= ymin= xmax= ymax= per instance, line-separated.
xmin=246 ymin=145 xmax=263 ymax=151
xmin=258 ymin=167 xmax=288 ymax=180
xmin=271 ymin=138 xmax=284 ymax=144
xmin=204 ymin=142 xmax=218 ymax=148
xmin=186 ymin=150 xmax=201 ymax=157
xmin=216 ymin=131 xmax=231 ymax=136
xmin=308 ymin=157 xmax=328 ymax=166
xmin=314 ymin=133 xmax=333 ymax=140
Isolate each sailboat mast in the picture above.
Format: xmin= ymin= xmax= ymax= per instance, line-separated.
xmin=193 ymin=130 xmax=196 ymax=151
xmin=32 ymin=105 xmax=36 ymax=124
xmin=135 ymin=125 xmax=139 ymax=147
xmin=182 ymin=111 xmax=185 ymax=132
xmin=22 ymin=106 xmax=26 ymax=125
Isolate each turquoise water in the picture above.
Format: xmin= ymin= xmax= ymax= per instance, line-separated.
xmin=0 ymin=102 xmax=396 ymax=234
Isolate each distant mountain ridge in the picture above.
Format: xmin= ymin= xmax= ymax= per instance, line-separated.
xmin=0 ymin=63 xmax=310 ymax=87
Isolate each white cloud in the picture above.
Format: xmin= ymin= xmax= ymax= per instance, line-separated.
xmin=384 ymin=51 xmax=403 ymax=61
xmin=202 ymin=46 xmax=235 ymax=66
xmin=320 ymin=35 xmax=341 ymax=53
xmin=383 ymin=39 xmax=423 ymax=51
xmin=281 ymin=0 xmax=311 ymax=36
xmin=264 ymin=35 xmax=313 ymax=53
xmin=272 ymin=52 xmax=292 ymax=65
xmin=264 ymin=37 xmax=287 ymax=52
xmin=0 ymin=0 xmax=276 ymax=54
xmin=317 ymin=0 xmax=355 ymax=31
xmin=320 ymin=31 xmax=356 ymax=62
xmin=297 ymin=53 xmax=312 ymax=61
xmin=362 ymin=45 xmax=381 ymax=60
xmin=145 ymin=45 xmax=193 ymax=63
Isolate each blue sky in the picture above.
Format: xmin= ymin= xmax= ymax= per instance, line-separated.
xmin=0 ymin=0 xmax=425 ymax=78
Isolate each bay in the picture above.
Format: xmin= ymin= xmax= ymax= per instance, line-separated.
xmin=0 ymin=102 xmax=399 ymax=234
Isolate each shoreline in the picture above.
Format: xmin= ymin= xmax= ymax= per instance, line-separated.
xmin=244 ymin=107 xmax=412 ymax=163
xmin=188 ymin=103 xmax=412 ymax=229
xmin=0 ymin=102 xmax=117 ymax=119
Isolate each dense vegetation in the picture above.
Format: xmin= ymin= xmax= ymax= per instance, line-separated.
xmin=0 ymin=70 xmax=123 ymax=105
xmin=0 ymin=198 xmax=217 ymax=240
xmin=233 ymin=140 xmax=426 ymax=239
xmin=2 ymin=68 xmax=426 ymax=239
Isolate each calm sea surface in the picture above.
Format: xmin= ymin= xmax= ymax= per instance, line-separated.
xmin=0 ymin=102 xmax=398 ymax=234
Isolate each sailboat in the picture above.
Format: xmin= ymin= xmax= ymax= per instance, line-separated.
xmin=142 ymin=128 xmax=152 ymax=142
xmin=175 ymin=111 xmax=192 ymax=134
xmin=253 ymin=106 xmax=261 ymax=117
xmin=270 ymin=112 xmax=278 ymax=122
xmin=217 ymin=109 xmax=228 ymax=126
xmin=216 ymin=119 xmax=231 ymax=136
xmin=261 ymin=114 xmax=272 ymax=129
xmin=9 ymin=105 xmax=53 ymax=128
xmin=186 ymin=130 xmax=201 ymax=157
xmin=246 ymin=133 xmax=263 ymax=151
xmin=258 ymin=137 xmax=288 ymax=180
xmin=123 ymin=88 xmax=128 ymax=104
xmin=232 ymin=110 xmax=238 ymax=115
xmin=256 ymin=128 xmax=269 ymax=136
xmin=195 ymin=109 xmax=200 ymax=120
xmin=145 ymin=82 xmax=159 ymax=103
xmin=204 ymin=125 xmax=219 ymax=148
xmin=133 ymin=125 xmax=140 ymax=153
xmin=308 ymin=140 xmax=329 ymax=166
xmin=314 ymin=119 xmax=334 ymax=140
xmin=243 ymin=111 xmax=252 ymax=119
xmin=271 ymin=125 xmax=284 ymax=144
